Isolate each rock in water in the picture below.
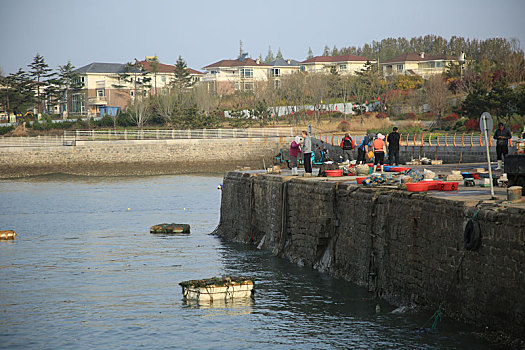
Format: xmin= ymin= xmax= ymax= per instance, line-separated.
xmin=150 ymin=223 xmax=190 ymax=234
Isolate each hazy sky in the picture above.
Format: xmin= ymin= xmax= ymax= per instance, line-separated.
xmin=1 ymin=0 xmax=524 ymax=74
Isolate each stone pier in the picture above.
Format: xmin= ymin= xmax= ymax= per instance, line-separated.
xmin=216 ymin=172 xmax=525 ymax=341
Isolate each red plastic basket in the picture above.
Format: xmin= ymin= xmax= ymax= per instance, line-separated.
xmin=325 ymin=169 xmax=343 ymax=177
xmin=406 ymin=182 xmax=429 ymax=192
xmin=425 ymin=181 xmax=443 ymax=191
xmin=356 ymin=177 xmax=367 ymax=184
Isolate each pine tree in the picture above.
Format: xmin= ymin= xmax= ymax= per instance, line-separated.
xmin=238 ymin=40 xmax=244 ymax=59
xmin=264 ymin=46 xmax=274 ymax=63
xmin=57 ymin=61 xmax=83 ymax=119
xmin=28 ymin=53 xmax=53 ymax=115
xmin=0 ymin=69 xmax=35 ymax=116
xmin=332 ymin=45 xmax=339 ymax=56
xmin=307 ymin=47 xmax=314 ymax=59
xmin=323 ymin=45 xmax=330 ymax=56
xmin=172 ymin=56 xmax=194 ymax=94
xmin=276 ymin=48 xmax=284 ymax=60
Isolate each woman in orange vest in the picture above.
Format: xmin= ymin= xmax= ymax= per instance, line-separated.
xmin=372 ymin=133 xmax=387 ymax=173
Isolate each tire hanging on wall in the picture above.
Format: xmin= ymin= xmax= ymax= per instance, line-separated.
xmin=464 ymin=219 xmax=482 ymax=251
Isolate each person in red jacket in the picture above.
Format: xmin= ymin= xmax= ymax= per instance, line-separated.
xmin=340 ymin=133 xmax=355 ymax=163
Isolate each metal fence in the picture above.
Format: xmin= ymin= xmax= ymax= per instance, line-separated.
xmin=313 ymin=132 xmax=518 ymax=148
xmin=0 ymin=128 xmax=294 ymax=147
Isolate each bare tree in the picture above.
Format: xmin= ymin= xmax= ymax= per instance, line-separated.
xmin=306 ymin=73 xmax=329 ymax=125
xmin=425 ymin=75 xmax=451 ymax=125
xmin=128 ymin=96 xmax=151 ymax=129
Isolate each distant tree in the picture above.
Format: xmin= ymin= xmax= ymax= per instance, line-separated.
xmin=28 ymin=53 xmax=54 ymax=115
xmin=238 ymin=40 xmax=244 ymax=59
xmin=259 ymin=53 xmax=263 ymax=62
xmin=323 ymin=45 xmax=330 ymax=56
xmin=171 ymin=56 xmax=194 ymax=95
xmin=425 ymin=75 xmax=451 ymax=124
xmin=120 ymin=59 xmax=151 ymax=98
xmin=57 ymin=61 xmax=83 ymax=119
xmin=461 ymin=81 xmax=490 ymax=119
xmin=265 ymin=46 xmax=274 ymax=63
xmin=0 ymin=69 xmax=35 ymax=116
xmin=332 ymin=45 xmax=339 ymax=56
xmin=276 ymin=48 xmax=284 ymax=60
xmin=149 ymin=58 xmax=159 ymax=95
xmin=307 ymin=47 xmax=314 ymax=59
xmin=128 ymin=96 xmax=151 ymax=129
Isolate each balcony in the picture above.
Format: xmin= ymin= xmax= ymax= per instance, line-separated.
xmin=88 ymin=96 xmax=107 ymax=105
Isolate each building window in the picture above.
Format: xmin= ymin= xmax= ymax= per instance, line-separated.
xmin=161 ymin=88 xmax=167 ymax=95
xmin=339 ymin=64 xmax=347 ymax=71
xmin=211 ymin=70 xmax=219 ymax=75
xmin=270 ymin=68 xmax=281 ymax=77
xmin=96 ymin=89 xmax=104 ymax=97
xmin=300 ymin=65 xmax=306 ymax=71
xmin=435 ymin=61 xmax=444 ymax=68
xmin=243 ymin=82 xmax=254 ymax=91
xmin=274 ymin=80 xmax=281 ymax=89
xmin=397 ymin=64 xmax=404 ymax=72
xmin=234 ymin=82 xmax=240 ymax=91
xmin=240 ymin=68 xmax=253 ymax=78
xmin=130 ymin=91 xmax=134 ymax=97
xmin=161 ymin=76 xmax=166 ymax=82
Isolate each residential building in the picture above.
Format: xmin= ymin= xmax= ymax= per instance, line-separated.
xmin=70 ymin=58 xmax=204 ymax=116
xmin=381 ymin=52 xmax=460 ymax=79
xmin=201 ymin=55 xmax=271 ymax=94
xmin=139 ymin=58 xmax=204 ymax=95
xmin=266 ymin=58 xmax=301 ymax=89
xmin=300 ymin=54 xmax=374 ymax=74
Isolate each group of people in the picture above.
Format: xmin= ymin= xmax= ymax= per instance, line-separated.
xmin=289 ymin=131 xmax=313 ymax=176
xmin=341 ymin=127 xmax=401 ymax=172
xmin=289 ymin=122 xmax=517 ymax=175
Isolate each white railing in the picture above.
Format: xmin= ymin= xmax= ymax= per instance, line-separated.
xmin=0 ymin=128 xmax=293 ymax=147
xmin=67 ymin=128 xmax=293 ymax=141
xmin=0 ymin=135 xmax=75 ymax=147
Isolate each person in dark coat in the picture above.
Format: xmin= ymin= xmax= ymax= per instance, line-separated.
xmin=493 ymin=123 xmax=511 ymax=170
xmin=356 ymin=134 xmax=373 ymax=165
xmin=387 ymin=127 xmax=400 ymax=165
xmin=340 ymin=133 xmax=355 ymax=163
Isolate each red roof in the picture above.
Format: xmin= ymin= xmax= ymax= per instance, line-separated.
xmin=204 ymin=58 xmax=270 ymax=69
xmin=301 ymin=54 xmax=370 ymax=64
xmin=139 ymin=60 xmax=204 ymax=75
xmin=382 ymin=53 xmax=456 ymax=64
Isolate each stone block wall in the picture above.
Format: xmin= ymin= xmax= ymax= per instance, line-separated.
xmin=217 ymin=172 xmax=525 ymax=339
xmin=0 ymin=137 xmax=290 ymax=177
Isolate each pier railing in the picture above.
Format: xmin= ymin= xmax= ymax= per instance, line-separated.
xmin=312 ymin=132 xmax=517 ymax=148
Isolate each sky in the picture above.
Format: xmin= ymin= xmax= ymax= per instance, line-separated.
xmin=0 ymin=0 xmax=524 ymax=75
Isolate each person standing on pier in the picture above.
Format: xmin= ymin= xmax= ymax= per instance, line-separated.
xmin=302 ymin=130 xmax=312 ymax=176
xmin=372 ymin=133 xmax=387 ymax=173
xmin=493 ymin=123 xmax=511 ymax=170
xmin=387 ymin=127 xmax=400 ymax=165
xmin=340 ymin=133 xmax=355 ymax=163
xmin=356 ymin=134 xmax=373 ymax=165
xmin=289 ymin=136 xmax=301 ymax=176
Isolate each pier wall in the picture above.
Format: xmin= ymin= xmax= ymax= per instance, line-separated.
xmin=217 ymin=172 xmax=525 ymax=339
xmin=0 ymin=137 xmax=288 ymax=177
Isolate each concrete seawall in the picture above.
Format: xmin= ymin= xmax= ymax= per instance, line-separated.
xmin=216 ymin=172 xmax=525 ymax=340
xmin=0 ymin=137 xmax=289 ymax=178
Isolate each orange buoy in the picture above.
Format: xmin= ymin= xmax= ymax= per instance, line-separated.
xmin=0 ymin=230 xmax=16 ymax=240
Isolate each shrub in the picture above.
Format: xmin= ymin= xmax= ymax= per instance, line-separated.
xmin=406 ymin=112 xmax=417 ymax=120
xmin=443 ymin=113 xmax=459 ymax=122
xmin=0 ymin=125 xmax=14 ymax=135
xmin=337 ymin=120 xmax=351 ymax=132
xmin=95 ymin=115 xmax=114 ymax=127
xmin=465 ymin=118 xmax=479 ymax=131
xmin=375 ymin=112 xmax=387 ymax=119
xmin=116 ymin=112 xmax=134 ymax=127
xmin=511 ymin=123 xmax=521 ymax=132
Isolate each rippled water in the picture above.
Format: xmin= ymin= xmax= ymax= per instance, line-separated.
xmin=0 ymin=174 xmax=492 ymax=349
